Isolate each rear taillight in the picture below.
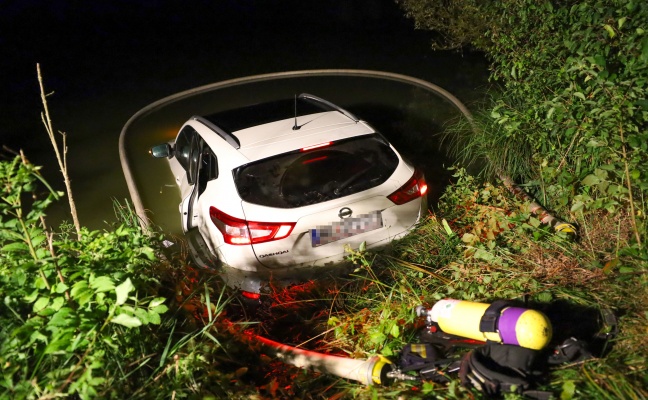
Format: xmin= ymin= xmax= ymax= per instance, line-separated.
xmin=387 ymin=168 xmax=428 ymax=205
xmin=209 ymin=207 xmax=295 ymax=245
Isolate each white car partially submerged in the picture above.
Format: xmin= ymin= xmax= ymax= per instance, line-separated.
xmin=151 ymin=93 xmax=428 ymax=296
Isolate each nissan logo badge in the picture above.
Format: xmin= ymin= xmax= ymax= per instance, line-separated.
xmin=338 ymin=207 xmax=352 ymax=219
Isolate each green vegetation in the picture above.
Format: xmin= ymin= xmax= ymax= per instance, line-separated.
xmin=397 ymin=0 xmax=648 ymax=244
xmin=0 ymin=154 xmax=264 ymax=399
xmin=2 ymin=154 xmax=645 ymax=398
xmin=327 ymin=168 xmax=647 ymax=398
xmin=1 ymin=156 xmax=159 ymax=397
xmin=3 ymin=1 xmax=647 ymax=398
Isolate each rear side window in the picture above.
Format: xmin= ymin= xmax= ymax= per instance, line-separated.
xmin=234 ymin=135 xmax=399 ymax=208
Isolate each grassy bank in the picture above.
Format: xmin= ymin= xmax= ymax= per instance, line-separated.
xmin=2 ymin=152 xmax=646 ymax=398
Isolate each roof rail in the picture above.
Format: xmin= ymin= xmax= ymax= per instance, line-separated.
xmin=192 ymin=115 xmax=241 ymax=149
xmin=298 ymin=93 xmax=359 ymax=123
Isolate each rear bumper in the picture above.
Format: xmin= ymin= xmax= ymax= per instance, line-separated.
xmin=186 ymin=219 xmax=422 ymax=294
xmin=186 ymin=193 xmax=427 ymax=293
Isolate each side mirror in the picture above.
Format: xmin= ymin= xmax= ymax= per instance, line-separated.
xmin=150 ymin=143 xmax=173 ymax=158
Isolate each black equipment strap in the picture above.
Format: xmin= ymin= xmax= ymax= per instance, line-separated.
xmin=479 ymin=300 xmax=510 ymax=333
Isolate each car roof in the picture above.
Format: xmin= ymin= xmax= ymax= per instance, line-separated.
xmin=200 ymin=96 xmax=375 ymax=162
xmin=235 ymin=111 xmax=374 ymax=161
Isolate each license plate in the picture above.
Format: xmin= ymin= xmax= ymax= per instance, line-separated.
xmin=311 ymin=211 xmax=383 ymax=247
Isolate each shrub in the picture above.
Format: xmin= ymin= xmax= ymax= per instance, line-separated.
xmin=398 ymin=0 xmax=648 ymax=247
xmin=0 ymin=156 xmax=168 ymax=398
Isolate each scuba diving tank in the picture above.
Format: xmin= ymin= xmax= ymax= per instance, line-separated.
xmin=418 ymin=299 xmax=552 ymax=350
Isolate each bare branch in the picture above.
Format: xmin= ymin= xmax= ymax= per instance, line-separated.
xmin=37 ymin=63 xmax=82 ymax=239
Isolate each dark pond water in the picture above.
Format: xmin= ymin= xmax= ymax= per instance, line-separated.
xmin=1 ymin=0 xmax=490 ymax=229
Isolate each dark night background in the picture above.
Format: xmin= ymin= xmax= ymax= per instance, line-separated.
xmin=0 ymin=0 xmax=488 ymax=227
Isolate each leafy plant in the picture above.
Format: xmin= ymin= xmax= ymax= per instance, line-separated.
xmin=399 ymin=0 xmax=648 ymax=250
xmin=0 ymin=156 xmax=168 ymax=398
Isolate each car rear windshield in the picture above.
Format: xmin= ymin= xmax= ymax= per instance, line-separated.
xmin=233 ymin=134 xmax=399 ymax=208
